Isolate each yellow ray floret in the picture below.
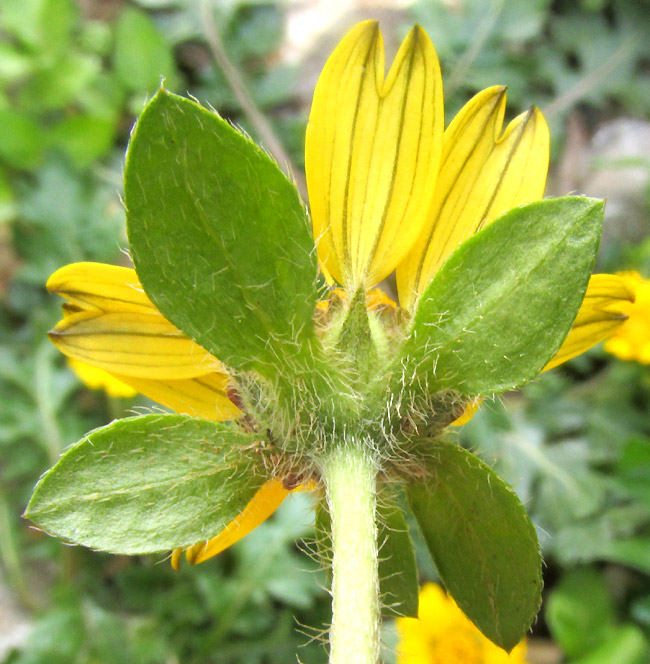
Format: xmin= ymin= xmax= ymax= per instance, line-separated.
xmin=603 ymin=271 xmax=650 ymax=364
xmin=544 ymin=273 xmax=636 ymax=371
xmin=50 ymin=309 xmax=221 ymax=379
xmin=112 ymin=372 xmax=241 ymax=421
xmin=47 ymin=262 xmax=155 ymax=314
xmin=48 ymin=262 xmax=240 ymax=421
xmin=68 ymin=359 xmax=137 ymax=398
xmin=397 ymin=86 xmax=549 ymax=309
xmin=451 ymin=398 xmax=482 ymax=426
xmin=452 ymin=273 xmax=638 ymax=424
xmin=171 ymin=479 xmax=290 ymax=568
xmin=306 ymin=20 xmax=443 ymax=290
xmin=397 ymin=583 xmax=528 ymax=663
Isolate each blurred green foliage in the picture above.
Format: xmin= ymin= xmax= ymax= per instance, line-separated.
xmin=1 ymin=0 xmax=649 ymax=662
xmin=411 ymin=0 xmax=650 ymax=120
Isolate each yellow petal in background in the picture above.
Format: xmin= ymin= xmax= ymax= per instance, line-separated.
xmin=172 ymin=480 xmax=290 ymax=568
xmin=544 ymin=273 xmax=635 ymax=371
xmin=68 ymin=359 xmax=137 ymax=398
xmin=603 ymin=271 xmax=650 ymax=363
xmin=397 ymin=583 xmax=528 ymax=663
xmin=397 ymin=87 xmax=550 ymax=309
xmin=114 ymin=371 xmax=241 ymax=421
xmin=306 ymin=20 xmax=443 ymax=290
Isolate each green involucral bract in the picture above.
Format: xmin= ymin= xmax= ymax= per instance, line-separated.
xmin=374 ymin=499 xmax=419 ymax=618
xmin=124 ymin=89 xmax=319 ymax=378
xmin=25 ymin=414 xmax=268 ymax=554
xmin=407 ymin=442 xmax=543 ymax=652
xmin=404 ymin=196 xmax=604 ymax=396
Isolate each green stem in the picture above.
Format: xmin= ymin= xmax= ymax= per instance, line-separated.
xmin=34 ymin=342 xmax=62 ymax=464
xmin=199 ymin=0 xmax=307 ymax=199
xmin=322 ymin=443 xmax=379 ymax=664
xmin=0 ymin=487 xmax=41 ymax=611
xmin=445 ymin=0 xmax=505 ymax=97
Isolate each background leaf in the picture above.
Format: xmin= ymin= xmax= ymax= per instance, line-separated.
xmin=546 ymin=567 xmax=617 ymax=658
xmin=113 ymin=8 xmax=176 ymax=93
xmin=572 ymin=625 xmax=649 ymax=664
xmin=0 ymin=109 xmax=44 ymax=169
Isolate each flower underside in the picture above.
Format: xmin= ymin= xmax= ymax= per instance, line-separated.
xmin=45 ymin=21 xmax=637 ymax=569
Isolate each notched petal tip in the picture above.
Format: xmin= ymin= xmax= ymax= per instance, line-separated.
xmin=46 ymin=263 xmax=80 ymax=294
xmin=498 ymin=104 xmax=548 ymax=147
xmin=397 ymin=85 xmax=550 ymax=309
xmin=46 ymin=262 xmax=153 ymax=315
xmin=307 ymin=20 xmax=443 ymax=291
xmin=46 ymin=261 xmax=238 ymax=418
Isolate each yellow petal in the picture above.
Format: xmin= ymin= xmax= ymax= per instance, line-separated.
xmin=306 ymin=21 xmax=443 ymax=290
xmin=49 ymin=261 xmax=241 ymax=420
xmin=366 ymin=288 xmax=397 ymax=311
xmin=602 ymin=271 xmax=650 ymax=364
xmin=173 ymin=480 xmax=290 ymax=568
xmin=47 ymin=262 xmax=155 ymax=314
xmin=316 ymin=287 xmax=395 ymax=313
xmin=397 ymin=583 xmax=528 ymax=663
xmin=450 ymin=398 xmax=482 ymax=426
xmin=544 ymin=273 xmax=634 ymax=371
xmin=49 ymin=309 xmax=220 ymax=379
xmin=114 ymin=371 xmax=241 ymax=421
xmin=397 ymin=87 xmax=550 ymax=309
xmin=68 ymin=359 xmax=137 ymax=398
xmin=170 ymin=548 xmax=182 ymax=570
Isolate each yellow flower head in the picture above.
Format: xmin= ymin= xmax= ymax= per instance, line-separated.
xmin=307 ymin=21 xmax=549 ymax=310
xmin=603 ymin=271 xmax=650 ymax=363
xmin=397 ymin=584 xmax=528 ymax=664
xmin=45 ymin=22 xmax=636 ymax=567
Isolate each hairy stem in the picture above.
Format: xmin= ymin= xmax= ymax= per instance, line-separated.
xmin=323 ymin=443 xmax=379 ymax=664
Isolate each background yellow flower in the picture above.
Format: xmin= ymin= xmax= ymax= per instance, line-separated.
xmin=397 ymin=584 xmax=528 ymax=664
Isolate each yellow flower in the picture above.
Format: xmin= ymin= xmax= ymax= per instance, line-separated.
xmin=46 ymin=21 xmax=635 ymax=567
xmin=602 ymin=271 xmax=650 ymax=363
xmin=396 ymin=584 xmax=529 ymax=664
